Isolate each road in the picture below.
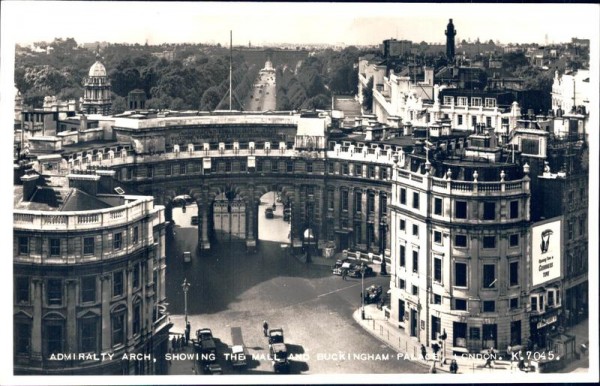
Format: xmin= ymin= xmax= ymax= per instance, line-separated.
xmin=245 ymin=69 xmax=276 ymax=111
xmin=165 ymin=233 xmax=425 ymax=374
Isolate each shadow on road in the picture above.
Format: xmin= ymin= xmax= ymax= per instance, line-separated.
xmin=166 ymin=236 xmax=331 ymax=315
xmin=286 ymin=343 xmax=305 ymax=355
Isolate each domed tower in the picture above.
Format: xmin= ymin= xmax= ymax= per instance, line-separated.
xmin=445 ymin=18 xmax=456 ymax=62
xmin=82 ymin=54 xmax=112 ymax=115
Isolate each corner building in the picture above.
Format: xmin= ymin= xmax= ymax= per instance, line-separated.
xmin=389 ymin=130 xmax=532 ymax=355
xmin=13 ymin=168 xmax=171 ymax=375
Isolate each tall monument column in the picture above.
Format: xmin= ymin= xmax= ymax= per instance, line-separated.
xmin=445 ymin=18 xmax=457 ymax=62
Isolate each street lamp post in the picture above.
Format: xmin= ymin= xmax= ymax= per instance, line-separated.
xmin=182 ymin=278 xmax=190 ymax=325
xmin=306 ymin=194 xmax=314 ymax=264
xmin=361 ymin=263 xmax=366 ymax=320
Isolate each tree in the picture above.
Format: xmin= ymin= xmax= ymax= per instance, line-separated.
xmin=112 ymin=95 xmax=127 ymax=114
xmin=200 ymin=86 xmax=221 ymax=111
xmin=362 ymin=77 xmax=373 ymax=112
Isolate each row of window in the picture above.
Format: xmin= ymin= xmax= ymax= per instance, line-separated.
xmin=15 ymin=265 xmax=145 ymax=306
xmin=333 ymin=163 xmax=388 ymax=180
xmin=399 ymin=189 xmax=521 ymax=220
xmin=398 ymin=247 xmax=521 ymax=288
xmin=15 ymin=303 xmax=143 ymax=357
xmin=443 ymin=96 xmax=497 ymax=108
xmin=338 ymin=189 xmax=388 ymax=215
xmin=17 ymin=227 xmax=140 ymax=256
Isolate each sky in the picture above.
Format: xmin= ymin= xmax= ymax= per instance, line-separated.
xmin=1 ymin=2 xmax=599 ymax=47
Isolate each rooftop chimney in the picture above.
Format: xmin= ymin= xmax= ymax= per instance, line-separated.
xmin=67 ymin=172 xmax=100 ymax=196
xmin=95 ymin=169 xmax=116 ymax=192
xmin=21 ymin=173 xmax=40 ymax=202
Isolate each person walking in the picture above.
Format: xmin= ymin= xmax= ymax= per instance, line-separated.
xmin=263 ymin=320 xmax=269 ymax=337
xmin=421 ymin=344 xmax=427 ymax=361
xmin=342 ymin=269 xmax=348 ymax=281
xmin=185 ymin=321 xmax=191 ymax=346
xmin=450 ymin=359 xmax=458 ymax=373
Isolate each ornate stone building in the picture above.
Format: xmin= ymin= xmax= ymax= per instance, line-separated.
xmin=82 ymin=54 xmax=112 ymax=116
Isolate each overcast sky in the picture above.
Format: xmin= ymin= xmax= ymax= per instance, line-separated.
xmin=2 ymin=2 xmax=598 ymax=47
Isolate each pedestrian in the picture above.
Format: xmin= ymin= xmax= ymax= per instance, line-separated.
xmin=342 ymin=269 xmax=347 ymax=281
xmin=421 ymin=344 xmax=427 ymax=361
xmin=431 ymin=342 xmax=440 ymax=362
xmin=450 ymin=359 xmax=458 ymax=374
xmin=178 ymin=335 xmax=183 ymax=351
xmin=171 ymin=335 xmax=176 ymax=352
xmin=263 ymin=320 xmax=269 ymax=337
xmin=518 ymin=352 xmax=526 ymax=371
xmin=484 ymin=347 xmax=495 ymax=368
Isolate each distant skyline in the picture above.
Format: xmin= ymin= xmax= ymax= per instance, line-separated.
xmin=2 ymin=2 xmax=599 ymax=47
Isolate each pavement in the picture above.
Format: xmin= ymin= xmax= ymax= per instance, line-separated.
xmin=354 ymin=300 xmax=591 ymax=375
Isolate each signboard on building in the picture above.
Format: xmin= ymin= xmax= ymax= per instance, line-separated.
xmin=531 ymin=217 xmax=562 ymax=286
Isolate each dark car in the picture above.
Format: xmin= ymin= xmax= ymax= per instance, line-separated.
xmin=194 ymin=328 xmax=217 ymax=358
xmin=363 ymin=284 xmax=383 ymax=304
xmin=265 ymin=207 xmax=274 ymax=219
xmin=203 ymin=362 xmax=223 ymax=374
xmin=270 ymin=342 xmax=289 ymax=373
xmin=268 ymin=328 xmax=284 ymax=346
xmin=347 ymin=263 xmax=374 ymax=278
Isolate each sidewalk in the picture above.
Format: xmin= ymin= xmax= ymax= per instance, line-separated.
xmin=354 ymin=304 xmax=590 ymax=374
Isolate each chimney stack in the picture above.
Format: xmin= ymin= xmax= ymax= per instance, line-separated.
xmin=96 ymin=169 xmax=116 ymax=192
xmin=67 ymin=172 xmax=100 ymax=196
xmin=21 ymin=173 xmax=40 ymax=201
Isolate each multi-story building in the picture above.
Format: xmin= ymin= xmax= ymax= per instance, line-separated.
xmin=13 ymin=165 xmax=171 ymax=375
xmin=551 ymin=70 xmax=590 ymax=115
xmin=82 ymin=54 xmax=112 ymax=116
xmin=389 ymin=126 xmax=532 ymax=354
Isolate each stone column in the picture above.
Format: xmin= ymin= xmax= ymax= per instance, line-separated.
xmin=373 ymin=191 xmax=380 ymax=248
xmin=200 ymin=189 xmax=210 ymax=250
xmin=100 ymin=273 xmax=112 ymax=351
xmin=126 ymin=266 xmax=134 ymax=346
xmin=246 ymin=184 xmax=257 ymax=252
xmin=66 ymin=279 xmax=78 ymax=352
xmin=30 ymin=278 xmax=43 ymax=366
xmin=361 ymin=189 xmax=368 ymax=246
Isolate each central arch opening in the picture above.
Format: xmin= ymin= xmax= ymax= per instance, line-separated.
xmin=213 ymin=191 xmax=246 ymax=242
xmin=257 ymin=191 xmax=290 ymax=243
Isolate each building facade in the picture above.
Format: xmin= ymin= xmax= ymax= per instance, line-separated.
xmin=13 ymin=168 xmax=171 ymax=375
xmin=82 ymin=54 xmax=112 ymax=116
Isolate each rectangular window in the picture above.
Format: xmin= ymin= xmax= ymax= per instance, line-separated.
xmin=568 ymin=221 xmax=573 ymax=240
xmin=368 ymin=192 xmax=375 ymax=213
xmin=80 ymin=317 xmax=98 ymax=353
xmin=510 ymin=297 xmax=519 ymax=310
xmin=530 ymin=296 xmax=538 ymax=312
xmin=443 ymin=96 xmax=453 ymax=105
xmin=16 ymin=277 xmax=30 ymax=303
xmin=133 ymin=302 xmax=141 ymax=335
xmin=83 ymin=237 xmax=94 ymax=255
xmin=355 ymin=164 xmax=362 ymax=177
xmin=483 ymin=236 xmax=496 ymax=249
xmin=47 ymin=279 xmax=63 ymax=306
xmin=433 ymin=294 xmax=442 ymax=305
xmin=400 ymin=188 xmax=407 ymax=205
xmin=412 ymin=192 xmax=420 ymax=209
xmin=133 ymin=263 xmax=140 ymax=289
xmin=50 ymin=239 xmax=60 ymax=256
xmin=180 ymin=163 xmax=187 ymax=174
xmin=457 ymin=96 xmax=467 ymax=106
xmin=133 ymin=225 xmax=139 ymax=244
xmin=380 ymin=194 xmax=387 ymax=215
xmin=412 ymin=251 xmax=419 ymax=273
xmin=399 ymin=279 xmax=405 ymax=289
xmin=112 ymin=312 xmax=125 ymax=346
xmin=434 ymin=258 xmax=442 ymax=282
xmin=458 ymin=115 xmax=463 ymax=125
xmin=454 ymin=322 xmax=467 ymax=347
xmin=454 ymin=298 xmax=467 ymax=311
xmin=486 ymin=117 xmax=492 ymax=127
xmin=286 ymin=161 xmax=294 ymax=173
xmin=45 ymin=322 xmax=64 ymax=356
xmin=434 ymin=197 xmax=442 ymax=215
xmin=483 ymin=301 xmax=496 ymax=312
xmin=579 ymin=217 xmax=585 ymax=236
xmin=240 ymin=160 xmax=247 ymax=172
xmin=485 ymin=98 xmax=496 ymax=108
xmin=471 ymin=97 xmax=482 ymax=107
xmin=455 ymin=201 xmax=467 ymax=219
xmin=398 ymin=300 xmax=405 ymax=322
xmin=368 ymin=166 xmax=375 ymax=178
xmin=256 ymin=161 xmax=262 ymax=172
xmin=355 ymin=192 xmax=362 ymax=213
xmin=510 ymin=320 xmax=521 ymax=345
xmin=80 ymin=276 xmax=96 ymax=303
xmin=472 ymin=116 xmax=477 ymax=128
xmin=113 ymin=271 xmax=124 ymax=297
xmin=380 ymin=167 xmax=388 ymax=180
xmin=327 ymin=162 xmax=334 ymax=174
xmin=509 ymin=234 xmax=519 ymax=247
xmin=146 ymin=165 xmax=153 ymax=178
xmin=455 ymin=234 xmax=467 ymax=248
xmin=15 ymin=322 xmax=31 ymax=355
xmin=483 ymin=264 xmax=496 ymax=288
xmin=434 ymin=231 xmax=442 ymax=244
xmin=455 ymin=262 xmax=467 ymax=287
xmin=18 ymin=237 xmax=29 ymax=254
xmin=412 ymin=224 xmax=419 ymax=237
xmin=327 ymin=190 xmax=334 ymax=210
xmin=165 ymin=164 xmax=171 ymax=176
xmin=113 ymin=232 xmax=122 ymax=250
xmin=400 ymin=219 xmax=406 ymax=231
xmin=510 ymin=200 xmax=519 ymax=219
xmin=412 ymin=285 xmax=418 ymax=295
xmin=469 ymin=327 xmax=480 ymax=340
xmin=483 ymin=202 xmax=495 ymax=220
xmin=306 ymin=162 xmax=314 ymax=173
xmin=509 ymin=261 xmax=519 ymax=287
xmin=399 ymin=245 xmax=406 ymax=267
xmin=341 ymin=190 xmax=348 ymax=211
xmin=342 ymin=164 xmax=349 ymax=175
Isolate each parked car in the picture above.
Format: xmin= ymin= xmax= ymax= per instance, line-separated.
xmin=283 ymin=208 xmax=291 ymax=222
xmin=203 ymin=362 xmax=222 ymax=374
xmin=230 ymin=344 xmax=248 ymax=368
xmin=265 ymin=207 xmax=274 ymax=219
xmin=191 ymin=216 xmax=199 ymax=226
xmin=270 ymin=342 xmax=289 ymax=373
xmin=332 ymin=261 xmax=352 ymax=276
xmin=363 ymin=284 xmax=383 ymax=304
xmin=347 ymin=263 xmax=373 ymax=278
xmin=183 ymin=251 xmax=192 ymax=263
xmin=268 ymin=328 xmax=284 ymax=346
xmin=195 ymin=328 xmax=217 ymax=357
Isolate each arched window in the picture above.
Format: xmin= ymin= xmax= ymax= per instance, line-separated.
xmin=42 ymin=313 xmax=66 ymax=358
xmin=78 ymin=311 xmax=100 ymax=353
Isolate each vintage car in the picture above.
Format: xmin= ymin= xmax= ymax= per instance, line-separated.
xmin=265 ymin=207 xmax=274 ymax=219
xmin=203 ymin=362 xmax=223 ymax=375
xmin=194 ymin=328 xmax=217 ymax=357
xmin=268 ymin=328 xmax=284 ymax=346
xmin=230 ymin=344 xmax=248 ymax=368
xmin=283 ymin=208 xmax=291 ymax=222
xmin=332 ymin=260 xmax=351 ymax=275
xmin=270 ymin=342 xmax=289 ymax=373
xmin=347 ymin=263 xmax=374 ymax=278
xmin=363 ymin=284 xmax=383 ymax=304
